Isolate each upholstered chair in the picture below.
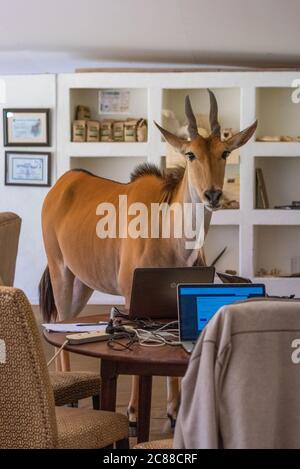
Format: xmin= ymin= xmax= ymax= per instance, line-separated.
xmin=0 ymin=211 xmax=102 ymax=408
xmin=0 ymin=212 xmax=21 ymax=286
xmin=134 ymin=439 xmax=173 ymax=449
xmin=0 ymin=287 xmax=129 ymax=448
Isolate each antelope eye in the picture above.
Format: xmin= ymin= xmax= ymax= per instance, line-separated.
xmin=185 ymin=151 xmax=196 ymax=161
xmin=222 ymin=150 xmax=231 ymax=160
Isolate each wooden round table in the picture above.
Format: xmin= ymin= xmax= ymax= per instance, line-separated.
xmin=43 ymin=314 xmax=190 ymax=443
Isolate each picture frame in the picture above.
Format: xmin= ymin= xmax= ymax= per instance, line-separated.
xmin=98 ymin=90 xmax=130 ymax=114
xmin=5 ymin=151 xmax=51 ymax=187
xmin=3 ymin=108 xmax=50 ymax=146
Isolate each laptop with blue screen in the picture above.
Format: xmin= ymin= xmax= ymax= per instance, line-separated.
xmin=178 ymin=284 xmax=266 ymax=352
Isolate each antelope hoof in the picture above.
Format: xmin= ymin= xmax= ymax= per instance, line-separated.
xmin=167 ymin=413 xmax=177 ymax=430
xmin=127 ymin=408 xmax=137 ymax=437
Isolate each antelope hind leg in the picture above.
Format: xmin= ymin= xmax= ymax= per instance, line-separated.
xmin=127 ymin=375 xmax=139 ymax=436
xmin=48 ymin=263 xmax=75 ymax=372
xmin=58 ymin=277 xmax=94 ymax=372
xmin=167 ymin=376 xmax=180 ymax=429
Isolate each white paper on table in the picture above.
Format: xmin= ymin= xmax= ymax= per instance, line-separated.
xmin=42 ymin=323 xmax=108 ymax=333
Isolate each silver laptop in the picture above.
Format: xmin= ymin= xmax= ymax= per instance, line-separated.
xmin=177 ymin=283 xmax=266 ymax=353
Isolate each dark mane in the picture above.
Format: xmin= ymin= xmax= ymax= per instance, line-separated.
xmin=130 ymin=162 xmax=185 ymax=201
xmin=130 ymin=163 xmax=163 ymax=182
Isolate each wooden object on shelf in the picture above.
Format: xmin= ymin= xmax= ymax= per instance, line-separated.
xmin=225 ymin=269 xmax=237 ymax=275
xmin=124 ymin=119 xmax=138 ymax=142
xmin=256 ymin=136 xmax=281 ymax=142
xmin=221 ymin=197 xmax=239 ymax=209
xmin=211 ymin=247 xmax=227 ymax=266
xmin=86 ymin=120 xmax=100 ymax=142
xmin=76 ymin=105 xmax=91 ymax=121
xmin=280 ymin=135 xmax=293 ymax=142
xmin=257 ymin=135 xmax=300 ymax=142
xmin=113 ymin=121 xmax=125 ymax=141
xmin=136 ymin=119 xmax=147 ymax=142
xmin=100 ymin=119 xmax=114 ymax=141
xmin=256 ymin=268 xmax=281 ymax=277
xmin=72 ymin=120 xmax=86 ymax=142
xmin=256 ymin=168 xmax=269 ymax=209
xmin=221 ymin=128 xmax=233 ymax=141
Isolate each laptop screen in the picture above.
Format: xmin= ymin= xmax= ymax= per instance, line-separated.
xmin=178 ymin=284 xmax=266 ymax=341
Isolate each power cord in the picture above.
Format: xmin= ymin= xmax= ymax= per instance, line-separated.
xmin=47 ymin=340 xmax=68 ymax=367
xmin=133 ymin=321 xmax=180 ymax=347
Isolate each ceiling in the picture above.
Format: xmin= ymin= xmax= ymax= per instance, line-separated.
xmin=1 ymin=0 xmax=300 ymax=73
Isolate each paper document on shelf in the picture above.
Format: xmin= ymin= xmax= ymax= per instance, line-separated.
xmin=42 ymin=324 xmax=107 ymax=333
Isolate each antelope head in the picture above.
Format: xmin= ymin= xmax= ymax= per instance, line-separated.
xmin=155 ymin=90 xmax=257 ymax=210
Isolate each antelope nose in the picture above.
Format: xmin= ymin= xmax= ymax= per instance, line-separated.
xmin=204 ymin=189 xmax=222 ymax=207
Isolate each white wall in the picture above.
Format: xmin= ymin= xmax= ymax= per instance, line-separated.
xmin=0 ymin=75 xmax=56 ymax=304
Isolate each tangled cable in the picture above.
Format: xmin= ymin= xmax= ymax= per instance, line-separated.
xmin=133 ymin=321 xmax=180 ymax=347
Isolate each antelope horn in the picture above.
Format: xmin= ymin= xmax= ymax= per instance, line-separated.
xmin=185 ymin=95 xmax=198 ymax=139
xmin=208 ymin=89 xmax=221 ymax=137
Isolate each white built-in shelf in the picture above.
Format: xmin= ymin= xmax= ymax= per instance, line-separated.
xmin=57 ymin=71 xmax=300 ymax=300
xmin=252 ymin=210 xmax=300 ymax=224
xmin=211 ymin=210 xmax=241 ymax=225
xmin=253 ymin=278 xmax=300 ymax=298
xmin=68 ymin=142 xmax=149 ymax=157
xmin=251 ymin=141 xmax=300 ymax=156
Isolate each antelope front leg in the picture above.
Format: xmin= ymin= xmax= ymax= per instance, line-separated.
xmin=54 ymin=349 xmax=71 ymax=372
xmin=127 ymin=375 xmax=139 ymax=435
xmin=55 ymin=348 xmax=62 ymax=371
xmin=60 ymin=350 xmax=71 ymax=371
xmin=167 ymin=377 xmax=180 ymax=429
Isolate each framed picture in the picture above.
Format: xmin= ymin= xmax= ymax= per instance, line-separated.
xmin=3 ymin=108 xmax=50 ymax=146
xmin=5 ymin=151 xmax=51 ymax=187
xmin=98 ymin=90 xmax=130 ymax=114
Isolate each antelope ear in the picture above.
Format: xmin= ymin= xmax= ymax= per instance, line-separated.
xmin=154 ymin=121 xmax=186 ymax=154
xmin=226 ymin=120 xmax=258 ymax=151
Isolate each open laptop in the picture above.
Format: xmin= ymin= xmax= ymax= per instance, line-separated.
xmin=178 ymin=283 xmax=266 ymax=353
xmin=128 ymin=267 xmax=215 ymax=319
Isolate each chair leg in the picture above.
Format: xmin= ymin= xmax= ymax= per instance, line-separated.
xmin=92 ymin=394 xmax=100 ymax=410
xmin=67 ymin=401 xmax=78 ymax=408
xmin=115 ymin=438 xmax=130 ymax=449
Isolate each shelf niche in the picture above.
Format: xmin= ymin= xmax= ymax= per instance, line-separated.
xmin=254 ymin=225 xmax=300 ymax=277
xmin=256 ymin=87 xmax=300 ymax=140
xmin=204 ymin=225 xmax=239 ymax=275
xmin=255 ymin=156 xmax=300 ymax=209
xmin=69 ymin=88 xmax=148 ymax=142
xmin=70 ymin=156 xmax=147 ymax=183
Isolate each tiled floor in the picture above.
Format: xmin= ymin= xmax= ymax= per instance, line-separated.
xmin=34 ymin=304 xmax=173 ymax=445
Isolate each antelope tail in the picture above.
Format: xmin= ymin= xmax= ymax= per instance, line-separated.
xmin=39 ymin=266 xmax=57 ymax=322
